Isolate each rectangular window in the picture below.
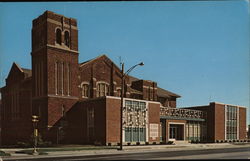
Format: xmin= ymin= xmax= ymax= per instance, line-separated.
xmin=67 ymin=63 xmax=70 ymax=96
xmin=57 ymin=62 xmax=60 ymax=95
xmin=97 ymin=83 xmax=109 ymax=97
xmin=41 ymin=61 xmax=43 ymax=95
xmin=35 ymin=64 xmax=38 ymax=96
xmin=62 ymin=62 xmax=64 ymax=95
xmin=226 ymin=105 xmax=238 ymax=140
xmin=55 ymin=62 xmax=58 ymax=95
xmin=81 ymin=84 xmax=89 ymax=98
xmin=37 ymin=63 xmax=41 ymax=96
xmin=124 ymin=100 xmax=147 ymax=142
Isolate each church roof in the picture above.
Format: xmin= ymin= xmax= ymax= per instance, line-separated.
xmin=128 ymin=75 xmax=180 ymax=98
xmin=79 ymin=54 xmax=181 ymax=98
xmin=3 ymin=55 xmax=180 ymax=98
xmin=157 ymin=87 xmax=181 ymax=98
xmin=21 ymin=68 xmax=32 ymax=78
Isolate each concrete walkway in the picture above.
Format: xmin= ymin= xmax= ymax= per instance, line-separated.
xmin=1 ymin=142 xmax=250 ymax=160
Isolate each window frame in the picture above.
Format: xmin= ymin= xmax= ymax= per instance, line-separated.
xmin=55 ymin=28 xmax=62 ymax=45
xmin=96 ymin=82 xmax=110 ymax=97
xmin=64 ymin=30 xmax=70 ymax=47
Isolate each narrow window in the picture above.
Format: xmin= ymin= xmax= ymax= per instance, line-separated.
xmin=67 ymin=63 xmax=70 ymax=95
xmin=57 ymin=62 xmax=60 ymax=95
xmin=41 ymin=61 xmax=43 ymax=95
xmin=56 ymin=28 xmax=62 ymax=45
xmin=62 ymin=105 xmax=66 ymax=117
xmin=116 ymin=88 xmax=121 ymax=97
xmin=38 ymin=62 xmax=40 ymax=96
xmin=35 ymin=64 xmax=38 ymax=96
xmin=62 ymin=62 xmax=64 ymax=95
xmin=16 ymin=89 xmax=19 ymax=119
xmin=64 ymin=31 xmax=70 ymax=47
xmin=100 ymin=84 xmax=105 ymax=96
xmin=81 ymin=84 xmax=89 ymax=98
xmin=55 ymin=62 xmax=58 ymax=95
xmin=148 ymin=87 xmax=152 ymax=100
xmin=96 ymin=83 xmax=109 ymax=97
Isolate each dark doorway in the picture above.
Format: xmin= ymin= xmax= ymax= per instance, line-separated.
xmin=169 ymin=124 xmax=184 ymax=140
xmin=160 ymin=120 xmax=166 ymax=142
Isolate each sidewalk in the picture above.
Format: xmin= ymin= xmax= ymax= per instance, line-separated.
xmin=1 ymin=142 xmax=250 ymax=160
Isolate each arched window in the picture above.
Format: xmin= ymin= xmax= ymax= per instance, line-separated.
xmin=116 ymin=87 xmax=121 ymax=97
xmin=97 ymin=82 xmax=109 ymax=97
xmin=64 ymin=31 xmax=70 ymax=47
xmin=81 ymin=83 xmax=89 ymax=98
xmin=56 ymin=28 xmax=62 ymax=45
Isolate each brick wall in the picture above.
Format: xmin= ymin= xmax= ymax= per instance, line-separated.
xmin=148 ymin=102 xmax=160 ymax=142
xmin=214 ymin=103 xmax=226 ymax=141
xmin=131 ymin=80 xmax=157 ymax=101
xmin=239 ymin=107 xmax=247 ymax=139
xmin=79 ymin=56 xmax=123 ymax=99
xmin=106 ymin=97 xmax=120 ymax=144
xmin=0 ymin=74 xmax=32 ymax=145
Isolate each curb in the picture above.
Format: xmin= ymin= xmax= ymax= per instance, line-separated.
xmin=1 ymin=143 xmax=250 ymax=160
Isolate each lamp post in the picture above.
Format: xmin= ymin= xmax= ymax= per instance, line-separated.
xmin=32 ymin=115 xmax=39 ymax=155
xmin=118 ymin=62 xmax=144 ymax=150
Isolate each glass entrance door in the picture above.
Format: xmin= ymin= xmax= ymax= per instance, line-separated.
xmin=169 ymin=124 xmax=184 ymax=140
xmin=170 ymin=126 xmax=177 ymax=139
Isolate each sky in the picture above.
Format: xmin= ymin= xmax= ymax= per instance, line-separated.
xmin=0 ymin=1 xmax=249 ymax=124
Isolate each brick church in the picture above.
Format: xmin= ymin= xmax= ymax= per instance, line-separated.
xmin=0 ymin=11 xmax=247 ymax=146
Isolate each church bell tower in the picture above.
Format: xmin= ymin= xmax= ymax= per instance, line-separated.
xmin=31 ymin=11 xmax=79 ymax=140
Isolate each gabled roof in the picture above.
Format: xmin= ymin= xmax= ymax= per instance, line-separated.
xmin=80 ymin=54 xmax=120 ymax=68
xmin=6 ymin=62 xmax=32 ymax=81
xmin=6 ymin=62 xmax=23 ymax=79
xmin=157 ymin=87 xmax=181 ymax=98
xmin=79 ymin=54 xmax=181 ymax=98
xmin=79 ymin=55 xmax=104 ymax=67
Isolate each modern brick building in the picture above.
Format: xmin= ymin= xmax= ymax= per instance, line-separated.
xmin=0 ymin=11 xmax=247 ymax=146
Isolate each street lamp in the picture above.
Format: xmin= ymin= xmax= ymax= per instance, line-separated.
xmin=32 ymin=115 xmax=39 ymax=155
xmin=118 ymin=62 xmax=144 ymax=150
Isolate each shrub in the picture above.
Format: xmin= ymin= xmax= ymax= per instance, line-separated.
xmin=167 ymin=141 xmax=174 ymax=144
xmin=38 ymin=141 xmax=52 ymax=147
xmin=17 ymin=142 xmax=31 ymax=148
xmin=0 ymin=150 xmax=11 ymax=156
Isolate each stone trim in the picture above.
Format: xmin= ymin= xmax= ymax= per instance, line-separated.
xmin=105 ymin=96 xmax=161 ymax=105
xmin=47 ymin=94 xmax=78 ymax=99
xmin=47 ymin=44 xmax=79 ymax=54
xmin=47 ymin=18 xmax=78 ymax=30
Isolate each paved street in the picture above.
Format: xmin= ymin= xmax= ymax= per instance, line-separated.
xmin=2 ymin=146 xmax=250 ymax=160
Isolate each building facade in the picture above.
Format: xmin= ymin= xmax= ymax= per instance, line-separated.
xmin=0 ymin=11 xmax=247 ymax=145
